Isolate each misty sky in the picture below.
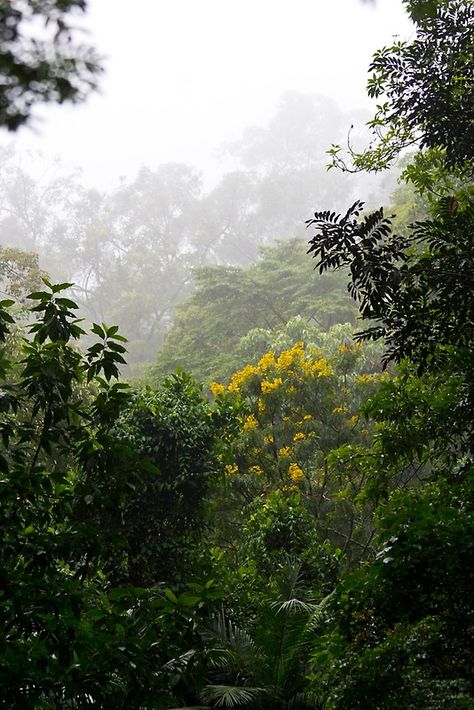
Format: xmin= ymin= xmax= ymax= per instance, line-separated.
xmin=1 ymin=0 xmax=413 ymax=189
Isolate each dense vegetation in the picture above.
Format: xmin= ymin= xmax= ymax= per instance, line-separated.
xmin=0 ymin=0 xmax=472 ymax=707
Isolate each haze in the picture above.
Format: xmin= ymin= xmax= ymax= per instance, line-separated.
xmin=0 ymin=0 xmax=415 ymax=373
xmin=2 ymin=0 xmax=413 ymax=188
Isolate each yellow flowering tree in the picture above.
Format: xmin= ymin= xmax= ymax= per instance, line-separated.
xmin=209 ymin=339 xmax=391 ymax=562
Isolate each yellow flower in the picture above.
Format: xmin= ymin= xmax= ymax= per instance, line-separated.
xmin=276 ymin=342 xmax=304 ymax=371
xmin=293 ymin=432 xmax=305 ymax=442
xmin=355 ymin=373 xmax=374 ymax=385
xmin=225 ymin=464 xmax=238 ymax=475
xmin=279 ymin=446 xmax=291 ymax=458
xmin=228 ymin=364 xmax=257 ymax=393
xmin=249 ymin=465 xmax=264 ymax=476
xmin=257 ymin=398 xmax=266 ymax=414
xmin=348 ymin=415 xmax=359 ymax=427
xmin=243 ymin=415 xmax=259 ymax=431
xmin=333 ymin=405 xmax=349 ymax=414
xmin=303 ymin=414 xmax=312 ymax=420
xmin=264 ymin=434 xmax=274 ymax=445
xmin=313 ymin=358 xmax=333 ymax=378
xmin=261 ymin=377 xmax=283 ymax=394
xmin=209 ymin=381 xmax=225 ymax=397
xmin=258 ymin=351 xmax=276 ymax=372
xmin=287 ymin=385 xmax=297 ymax=394
xmin=288 ymin=462 xmax=304 ymax=483
xmin=302 ymin=357 xmax=333 ymax=378
xmin=282 ymin=484 xmax=299 ymax=493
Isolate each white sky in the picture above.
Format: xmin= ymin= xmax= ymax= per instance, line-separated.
xmin=3 ymin=0 xmax=413 ymax=189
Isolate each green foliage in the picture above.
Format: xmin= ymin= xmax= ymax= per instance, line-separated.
xmin=364 ymin=361 xmax=472 ymax=490
xmin=309 ymin=473 xmax=474 ymax=709
xmin=84 ymin=372 xmax=240 ymax=587
xmin=0 ymin=1 xmax=471 ymax=705
xmin=307 ymin=195 xmax=474 ymax=370
xmin=369 ymin=1 xmax=473 ymax=169
xmin=208 ymin=339 xmax=388 ymax=570
xmin=402 ymin=0 xmax=450 ymax=25
xmin=400 ymin=148 xmax=474 ymax=201
xmin=0 ymin=283 xmax=230 ymax=707
xmin=307 ymin=1 xmax=474 ymax=705
xmin=0 ymin=245 xmax=46 ymax=299
xmin=240 ymin=491 xmax=340 ymax=593
xmin=329 ymin=0 xmax=474 ymax=174
xmin=0 ymin=1 xmax=101 ymax=130
xmin=152 ymin=238 xmax=356 ymax=384
xmin=202 ymin=560 xmax=321 ymax=709
xmin=0 ymin=92 xmax=370 ymax=369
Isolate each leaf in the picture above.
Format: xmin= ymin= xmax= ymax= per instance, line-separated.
xmin=27 ymin=291 xmax=51 ymax=300
xmin=51 ymin=282 xmax=74 ymax=293
xmin=200 ymin=685 xmax=268 ymax=708
xmin=54 ymin=297 xmax=79 ymax=309
xmin=91 ymin=323 xmax=106 ymax=339
xmin=177 ymin=592 xmax=201 ymax=607
xmin=164 ymin=588 xmax=178 ymax=604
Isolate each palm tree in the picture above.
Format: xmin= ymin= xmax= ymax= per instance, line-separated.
xmin=198 ymin=559 xmax=327 ymax=709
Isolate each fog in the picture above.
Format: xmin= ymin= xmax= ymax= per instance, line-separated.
xmin=0 ymin=0 xmax=414 ymax=372
xmin=2 ymin=0 xmax=412 ymax=188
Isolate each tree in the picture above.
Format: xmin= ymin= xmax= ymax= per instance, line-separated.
xmin=310 ymin=475 xmax=474 ymax=709
xmin=0 ymin=284 xmax=228 ymax=706
xmin=0 ymin=146 xmax=81 ymax=254
xmin=208 ymin=338 xmax=386 ymax=566
xmin=152 ymin=238 xmax=357 ymax=384
xmin=0 ymin=0 xmax=101 ymax=130
xmin=0 ymin=153 xmax=206 ymax=367
xmin=0 ymin=244 xmax=45 ymax=299
xmin=80 ymin=371 xmax=239 ymax=588
xmin=328 ymin=0 xmax=474 ymax=174
xmin=201 ymin=560 xmax=323 ymax=709
xmin=305 ymin=1 xmax=474 ymax=705
xmin=307 ymin=195 xmax=474 ymax=370
xmin=0 ymin=284 xmax=145 ymax=704
xmin=0 ymin=91 xmax=387 ymax=371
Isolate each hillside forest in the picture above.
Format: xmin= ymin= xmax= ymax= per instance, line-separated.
xmin=0 ymin=1 xmax=473 ymax=708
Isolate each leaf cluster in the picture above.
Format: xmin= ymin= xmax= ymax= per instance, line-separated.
xmin=0 ymin=0 xmax=102 ymax=130
xmin=307 ymin=197 xmax=474 ymax=369
xmin=328 ymin=0 xmax=474 ymax=175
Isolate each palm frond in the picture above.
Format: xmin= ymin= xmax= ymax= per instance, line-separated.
xmin=306 ymin=590 xmax=335 ymax=635
xmin=163 ymin=648 xmax=197 ymax=671
xmin=200 ymin=684 xmax=268 ymax=708
xmin=208 ymin=609 xmax=264 ymax=668
xmin=270 ymin=597 xmax=316 ymax=615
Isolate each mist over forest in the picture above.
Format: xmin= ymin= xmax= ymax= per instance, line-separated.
xmin=0 ymin=1 xmax=472 ymax=708
xmin=0 ymin=92 xmax=399 ymax=370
